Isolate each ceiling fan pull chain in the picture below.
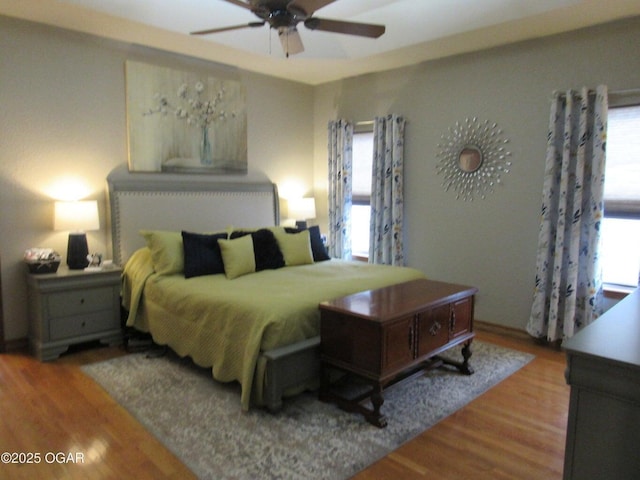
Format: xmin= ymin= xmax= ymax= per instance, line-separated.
xmin=285 ymin=31 xmax=290 ymax=58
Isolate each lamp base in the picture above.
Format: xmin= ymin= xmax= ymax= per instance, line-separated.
xmin=295 ymin=220 xmax=308 ymax=229
xmin=67 ymin=233 xmax=89 ymax=270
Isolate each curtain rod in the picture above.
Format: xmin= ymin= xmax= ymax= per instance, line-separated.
xmin=610 ymin=88 xmax=640 ymax=97
xmin=555 ymin=87 xmax=640 ymax=99
xmin=555 ymin=89 xmax=597 ymax=98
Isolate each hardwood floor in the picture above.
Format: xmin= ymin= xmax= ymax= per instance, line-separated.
xmin=355 ymin=329 xmax=569 ymax=479
xmin=0 ymin=329 xmax=569 ymax=479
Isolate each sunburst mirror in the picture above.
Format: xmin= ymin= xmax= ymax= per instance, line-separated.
xmin=436 ymin=118 xmax=512 ymax=201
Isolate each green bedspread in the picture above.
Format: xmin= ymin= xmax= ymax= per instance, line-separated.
xmin=122 ymin=248 xmax=426 ymax=410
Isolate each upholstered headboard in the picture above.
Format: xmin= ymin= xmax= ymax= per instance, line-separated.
xmin=106 ymin=164 xmax=279 ymax=266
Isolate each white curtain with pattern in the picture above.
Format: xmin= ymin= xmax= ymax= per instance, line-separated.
xmin=327 ymin=120 xmax=353 ymax=260
xmin=527 ymin=86 xmax=608 ymax=341
xmin=369 ymin=114 xmax=405 ymax=265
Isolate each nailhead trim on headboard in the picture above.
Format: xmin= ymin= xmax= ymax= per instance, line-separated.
xmin=106 ymin=165 xmax=279 ymax=266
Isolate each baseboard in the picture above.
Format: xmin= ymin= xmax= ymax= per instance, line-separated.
xmin=474 ymin=319 xmax=564 ymax=351
xmin=1 ymin=337 xmax=29 ymax=354
xmin=474 ymin=320 xmax=531 ymax=341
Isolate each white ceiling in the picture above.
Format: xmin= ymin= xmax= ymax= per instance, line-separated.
xmin=2 ymin=0 xmax=640 ymax=85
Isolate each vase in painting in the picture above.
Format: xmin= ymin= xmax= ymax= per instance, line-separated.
xmin=200 ymin=126 xmax=213 ymax=165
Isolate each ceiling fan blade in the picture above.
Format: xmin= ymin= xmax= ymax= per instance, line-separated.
xmin=304 ymin=17 xmax=385 ymax=38
xmin=220 ymin=0 xmax=253 ymax=10
xmin=288 ymin=0 xmax=336 ymax=15
xmin=191 ymin=21 xmax=265 ymax=35
xmin=278 ymin=27 xmax=305 ymax=57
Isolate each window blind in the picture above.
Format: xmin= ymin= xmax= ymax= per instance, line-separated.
xmin=352 ymin=130 xmax=373 ymax=203
xmin=604 ymin=105 xmax=640 ymax=217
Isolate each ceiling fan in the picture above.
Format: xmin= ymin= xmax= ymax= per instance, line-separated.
xmin=191 ymin=0 xmax=386 ymax=57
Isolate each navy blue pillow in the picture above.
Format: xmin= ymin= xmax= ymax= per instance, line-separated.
xmin=284 ymin=225 xmax=330 ymax=262
xmin=230 ymin=229 xmax=285 ymax=271
xmin=182 ymin=231 xmax=227 ymax=278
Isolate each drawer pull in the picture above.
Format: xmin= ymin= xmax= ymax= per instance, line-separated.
xmin=429 ymin=321 xmax=442 ymax=336
xmin=80 ymin=298 xmax=85 ymax=305
xmin=81 ymin=321 xmax=86 ymax=328
xmin=450 ymin=310 xmax=456 ymax=331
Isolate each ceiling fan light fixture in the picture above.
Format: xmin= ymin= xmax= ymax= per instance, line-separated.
xmin=195 ymin=0 xmax=386 ymax=54
xmin=269 ymin=9 xmax=294 ymax=28
xmin=278 ymin=27 xmax=304 ymax=57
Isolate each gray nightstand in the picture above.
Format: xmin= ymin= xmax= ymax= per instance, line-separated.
xmin=27 ymin=266 xmax=123 ymax=361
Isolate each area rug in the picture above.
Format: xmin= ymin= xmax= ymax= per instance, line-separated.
xmin=82 ymin=341 xmax=533 ymax=479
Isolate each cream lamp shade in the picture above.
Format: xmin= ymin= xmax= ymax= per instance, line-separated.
xmin=288 ymin=197 xmax=316 ymax=229
xmin=54 ymin=200 xmax=99 ymax=269
xmin=54 ymin=200 xmax=100 ymax=232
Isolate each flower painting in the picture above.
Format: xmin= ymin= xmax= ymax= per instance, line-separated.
xmin=126 ymin=61 xmax=247 ymax=174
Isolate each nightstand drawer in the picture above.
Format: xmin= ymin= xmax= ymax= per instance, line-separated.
xmin=49 ymin=311 xmax=117 ymax=340
xmin=47 ymin=287 xmax=114 ymax=318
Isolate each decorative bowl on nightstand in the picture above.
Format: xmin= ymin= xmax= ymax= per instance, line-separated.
xmin=24 ymin=248 xmax=61 ymax=274
xmin=26 ymin=260 xmax=61 ymax=274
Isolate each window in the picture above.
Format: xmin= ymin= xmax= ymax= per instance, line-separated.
xmin=601 ymin=104 xmax=640 ymax=289
xmin=351 ymin=125 xmax=374 ymax=259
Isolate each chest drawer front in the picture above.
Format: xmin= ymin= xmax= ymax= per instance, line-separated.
xmin=383 ymin=317 xmax=415 ymax=373
xmin=450 ymin=297 xmax=473 ymax=340
xmin=47 ymin=287 xmax=114 ymax=318
xmin=49 ymin=310 xmax=118 ymax=340
xmin=417 ymin=304 xmax=450 ymax=357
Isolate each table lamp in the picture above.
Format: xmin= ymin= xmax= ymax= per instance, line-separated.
xmin=54 ymin=200 xmax=100 ymax=269
xmin=288 ymin=197 xmax=316 ymax=229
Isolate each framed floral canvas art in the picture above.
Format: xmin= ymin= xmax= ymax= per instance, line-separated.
xmin=125 ymin=61 xmax=247 ymax=174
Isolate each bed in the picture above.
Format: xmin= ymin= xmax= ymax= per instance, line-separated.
xmin=107 ymin=164 xmax=426 ymax=411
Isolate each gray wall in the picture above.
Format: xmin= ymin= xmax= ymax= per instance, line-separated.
xmin=0 ymin=16 xmax=313 ymax=341
xmin=313 ymin=17 xmax=640 ymax=330
xmin=1 ymin=14 xmax=639 ymax=342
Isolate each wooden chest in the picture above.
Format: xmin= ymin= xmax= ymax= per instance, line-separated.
xmin=319 ymin=278 xmax=477 ymax=427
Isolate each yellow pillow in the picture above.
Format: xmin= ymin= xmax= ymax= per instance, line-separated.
xmin=273 ymin=229 xmax=314 ymax=266
xmin=140 ymin=230 xmax=183 ymax=275
xmin=218 ymin=235 xmax=256 ymax=279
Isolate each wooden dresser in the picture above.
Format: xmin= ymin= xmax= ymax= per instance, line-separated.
xmin=319 ymin=278 xmax=477 ymax=427
xmin=562 ymin=288 xmax=640 ymax=479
